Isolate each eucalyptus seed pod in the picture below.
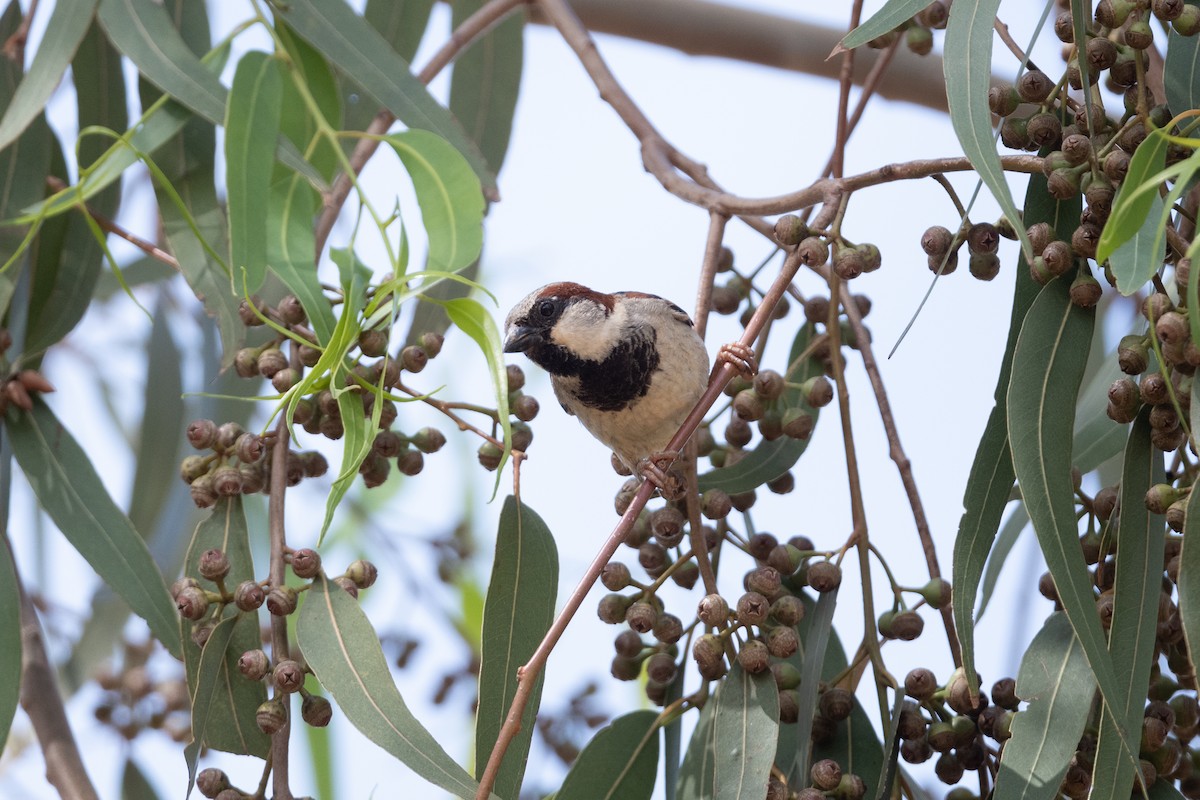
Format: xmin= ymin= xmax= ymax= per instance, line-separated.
xmin=1118 ymin=335 xmax=1151 ymax=374
xmin=256 ymin=698 xmax=287 ymax=735
xmin=774 ymin=214 xmax=809 ymax=246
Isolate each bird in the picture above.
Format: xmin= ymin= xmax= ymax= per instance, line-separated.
xmin=503 ymin=282 xmax=713 ymax=488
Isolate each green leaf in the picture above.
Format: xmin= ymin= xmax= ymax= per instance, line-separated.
xmin=129 ymin=295 xmax=184 ymax=535
xmin=699 ymin=323 xmax=822 ymax=493
xmin=0 ymin=1 xmax=53 ymax=322
xmin=342 ymin=0 xmax=436 ymax=135
xmin=275 ymin=0 xmax=496 ymax=193
xmin=267 ymin=175 xmax=334 ymax=342
xmin=384 ymin=130 xmax=485 ymax=273
xmin=25 ymin=21 xmax=127 ymax=356
xmin=712 ymin=663 xmax=779 ymax=800
xmin=6 ymin=400 xmax=179 ymax=656
xmin=297 ymin=575 xmax=486 ymax=800
xmin=96 ymin=0 xmax=322 ymax=188
xmin=276 ymin=22 xmax=343 ymax=182
xmin=225 ymin=52 xmax=283 ymax=295
xmin=556 ymin=710 xmax=659 ymax=800
xmin=976 ymin=502 xmax=1028 ymax=620
xmin=436 ymin=297 xmax=512 ymax=483
xmin=1096 ymin=127 xmax=1169 ymax=267
xmin=475 ymin=497 xmax=558 ymax=800
xmin=993 ymin=612 xmax=1097 ymax=800
xmin=179 ymin=498 xmax=269 ymax=771
xmin=1071 ymin=348 xmax=1128 ymax=475
xmin=0 ymin=512 xmax=20 ymax=754
xmin=1166 ymin=28 xmax=1200 ymax=120
xmin=120 ymin=757 xmax=161 ymax=800
xmin=839 ymin=0 xmax=928 ymax=51
xmin=809 ymin=693 xmax=885 ymax=795
xmin=0 ymin=0 xmax=97 ymax=153
xmin=1091 ymin=410 xmax=1164 ymax=800
xmin=1178 ymin=449 xmax=1200 ymax=689
xmin=676 ymin=695 xmax=718 ymax=800
xmin=944 ymin=0 xmax=1033 ymax=259
xmin=873 ymin=690 xmax=907 ymax=800
xmin=953 ymin=172 xmax=1079 ymax=694
xmin=1006 ymin=275 xmax=1130 ymax=745
xmin=448 ymin=0 xmax=523 ymax=174
xmin=1109 ymin=191 xmax=1165 ymax=296
xmin=789 ymin=590 xmax=837 ymax=783
xmin=141 ymin=72 xmax=241 ymax=366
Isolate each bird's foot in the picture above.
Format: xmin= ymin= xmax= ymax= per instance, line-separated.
xmin=718 ymin=342 xmax=758 ymax=379
xmin=637 ymin=451 xmax=687 ymax=501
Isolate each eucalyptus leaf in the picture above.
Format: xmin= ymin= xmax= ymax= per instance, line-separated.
xmin=449 ymin=0 xmax=524 ymax=174
xmin=6 ymin=401 xmax=179 ymax=656
xmin=712 ymin=663 xmax=779 ymax=800
xmin=384 ymin=130 xmax=485 ymax=273
xmin=274 ymin=0 xmax=495 ymax=192
xmin=1166 ymin=29 xmax=1200 ymax=124
xmin=839 ymin=0 xmax=928 ymax=51
xmin=953 ymin=172 xmax=1079 ymax=694
xmin=1096 ymin=127 xmax=1169 ymax=267
xmin=0 ymin=0 xmax=97 ymax=153
xmin=993 ymin=613 xmax=1096 ymax=800
xmin=1178 ymin=452 xmax=1200 ymax=687
xmin=1091 ymin=409 xmax=1164 ymax=799
xmin=556 ymin=710 xmax=660 ymax=800
xmin=225 ymin=52 xmax=283 ymax=294
xmin=475 ymin=497 xmax=558 ymax=800
xmin=677 ymin=694 xmax=718 ymax=800
xmin=297 ymin=575 xmax=486 ymax=800
xmin=342 ymin=0 xmax=436 ymax=135
xmin=0 ymin=505 xmax=19 ymax=754
xmin=944 ymin=0 xmax=1033 ymax=258
xmin=1007 ymin=275 xmax=1129 ymax=748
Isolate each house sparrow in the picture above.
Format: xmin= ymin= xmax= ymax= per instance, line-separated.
xmin=503 ymin=282 xmax=711 ymax=484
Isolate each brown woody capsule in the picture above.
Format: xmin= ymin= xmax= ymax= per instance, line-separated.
xmin=807 ymin=560 xmax=842 ymax=593
xmin=767 ymin=625 xmax=799 ymax=658
xmin=967 ymin=222 xmax=1000 ymax=255
xmin=970 ymin=252 xmax=1001 ymax=281
xmin=256 ymin=699 xmax=287 ymax=735
xmin=198 ymin=548 xmax=230 ymax=582
xmin=266 ymin=586 xmax=299 ymax=616
xmin=774 ymin=214 xmax=809 ymax=246
xmin=811 ymin=758 xmax=843 ymax=791
xmin=273 ymin=659 xmax=306 ymax=693
xmin=771 ymin=595 xmax=805 ymax=626
xmin=797 ymin=237 xmax=829 ymax=266
xmin=1071 ymin=223 xmax=1102 ymax=258
xmin=1070 ymin=272 xmax=1103 ymax=307
xmin=988 ymin=85 xmax=1021 ymax=116
xmin=737 ymin=639 xmax=771 ymax=673
xmin=234 ymin=580 xmax=265 ymax=611
xmin=1174 ymin=3 xmax=1200 ymax=33
xmin=175 ymin=586 xmax=209 ymax=620
xmin=819 ymin=687 xmax=854 ymax=721
xmin=1054 ymin=10 xmax=1075 ymax=40
xmin=238 ymin=649 xmax=270 ymax=681
xmin=921 ymin=225 xmax=954 ymax=257
xmin=1118 ymin=335 xmax=1150 ymax=374
xmin=1028 ymin=113 xmax=1063 ymax=148
xmin=291 ymin=548 xmax=322 ymax=579
xmin=625 ymin=600 xmax=658 ymax=633
xmin=892 ymin=610 xmax=925 ymax=640
xmin=301 ymin=694 xmax=333 ymax=727
xmin=196 ymin=768 xmax=230 ymax=798
xmin=736 ymin=592 xmax=770 ymax=626
xmin=187 ymin=419 xmax=218 ymax=450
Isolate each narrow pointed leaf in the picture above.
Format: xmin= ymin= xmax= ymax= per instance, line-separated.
xmin=1097 ymin=127 xmax=1168 ymax=266
xmin=225 ymin=52 xmax=282 ymax=294
xmin=1007 ymin=275 xmax=1129 ymax=746
xmin=677 ymin=694 xmax=718 ymax=800
xmin=475 ymin=497 xmax=558 ymax=799
xmin=180 ymin=497 xmax=269 ymax=769
xmin=873 ymin=690 xmax=908 ymax=800
xmin=1108 ymin=192 xmax=1165 ymax=296
xmin=25 ymin=22 xmax=126 ymax=356
xmin=183 ymin=616 xmax=239 ymax=794
xmin=384 ymin=130 xmax=485 ymax=273
xmin=944 ymin=0 xmax=1033 ymax=258
xmin=342 ymin=0 xmax=436 ymax=134
xmin=1178 ymin=451 xmax=1200 ymax=684
xmin=700 ymin=323 xmax=822 ymax=492
xmin=297 ymin=575 xmax=485 ymax=800
xmin=448 ymin=0 xmax=523 ymax=174
xmin=0 ymin=0 xmax=97 ymax=152
xmin=129 ymin=295 xmax=184 ymax=536
xmin=713 ymin=663 xmax=779 ymax=800
xmin=994 ymin=613 xmax=1096 ymax=800
xmin=274 ymin=0 xmax=495 ymax=191
xmin=977 ymin=503 xmax=1028 ymax=619
xmin=791 ymin=590 xmax=836 ymax=783
xmin=1166 ymin=30 xmax=1200 ymax=134
xmin=1092 ymin=410 xmax=1164 ymax=799
xmin=268 ymin=174 xmax=335 ymax=342
xmin=275 ymin=22 xmax=342 ymax=182
xmin=953 ymin=173 xmax=1079 ymax=694
xmin=6 ymin=401 xmax=179 ymax=656
xmin=556 ymin=710 xmax=659 ymax=800
xmin=97 ymin=0 xmax=322 ymax=187
xmin=120 ymin=757 xmax=160 ymax=800
xmin=0 ymin=516 xmax=19 ymax=754
xmin=840 ymin=0 xmax=928 ymax=51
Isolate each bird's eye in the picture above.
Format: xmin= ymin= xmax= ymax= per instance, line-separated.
xmin=536 ymin=300 xmax=556 ymax=318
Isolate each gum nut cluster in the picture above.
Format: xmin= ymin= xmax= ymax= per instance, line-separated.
xmin=91 ymin=639 xmax=191 ymax=744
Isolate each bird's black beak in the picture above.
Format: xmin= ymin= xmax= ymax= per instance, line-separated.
xmin=503 ymin=325 xmax=540 ymax=353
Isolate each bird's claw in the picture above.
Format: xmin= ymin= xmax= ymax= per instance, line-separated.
xmin=637 ymin=452 xmax=686 ymax=501
xmin=718 ymin=342 xmax=758 ymax=379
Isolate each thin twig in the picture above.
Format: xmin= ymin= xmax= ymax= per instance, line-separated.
xmin=687 ymin=211 xmax=729 ymax=598
xmin=475 ymin=246 xmax=807 ymax=800
xmin=312 ymin=0 xmax=527 ymax=256
xmin=45 ymin=176 xmax=181 ymax=272
xmin=17 ymin=575 xmax=100 ymax=800
xmin=267 ymin=351 xmax=297 ymax=800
